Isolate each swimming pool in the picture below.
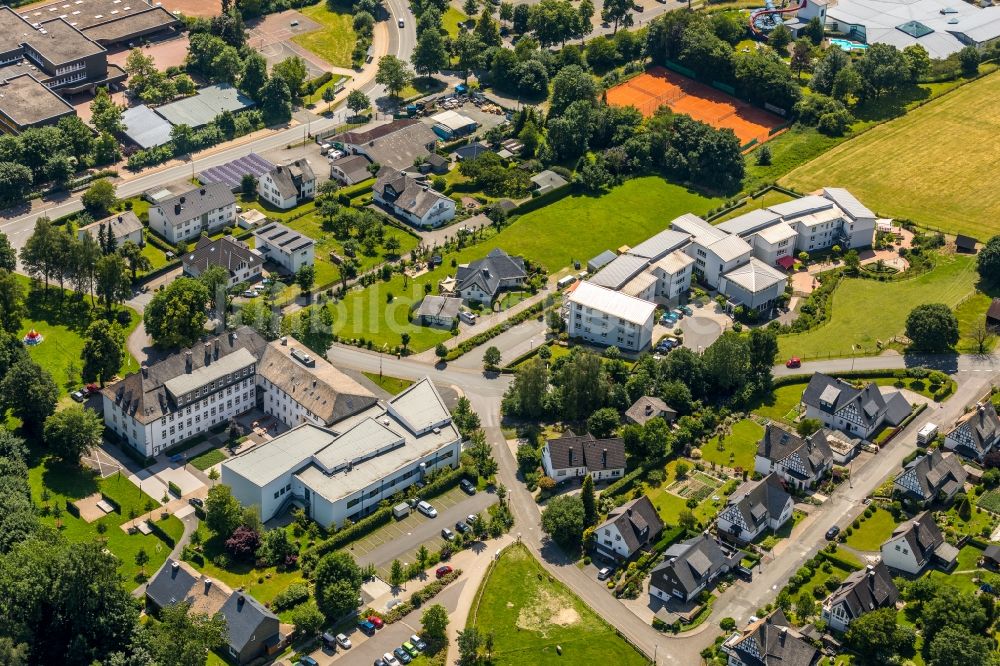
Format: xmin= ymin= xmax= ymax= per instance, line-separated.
xmin=830 ymin=38 xmax=868 ymax=52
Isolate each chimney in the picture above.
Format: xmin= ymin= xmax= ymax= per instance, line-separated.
xmin=568 ymin=446 xmax=574 ymax=466
xmin=203 ymin=342 xmax=212 ymax=365
xmin=171 ymin=561 xmax=179 ymax=572
xmin=645 ymin=404 xmax=653 ymax=416
xmin=202 ymin=576 xmax=212 ymax=594
xmin=141 ymin=362 xmax=148 ymax=378
xmin=174 ymin=203 xmax=181 ymax=215
xmin=280 ymin=336 xmax=288 ymax=346
xmin=602 ymin=448 xmax=608 ymax=468
xmin=200 ymin=188 xmax=206 ymax=196
xmin=236 ymin=593 xmax=245 ymax=609
xmin=228 ymin=330 xmax=235 ymax=344
xmin=214 ymin=338 xmax=220 ymax=359
xmin=184 ymin=351 xmax=193 ymax=373
xmin=180 ymin=196 xmax=186 ymax=204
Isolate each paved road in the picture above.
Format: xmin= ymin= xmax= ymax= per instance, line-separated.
xmin=0 ymin=0 xmax=419 ymax=261
xmin=325 ymin=341 xmax=1000 ymax=663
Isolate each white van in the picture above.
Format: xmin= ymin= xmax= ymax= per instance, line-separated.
xmin=459 ymin=310 xmax=477 ymax=325
xmin=417 ymin=501 xmax=437 ymax=518
xmin=917 ymin=423 xmax=939 ymax=444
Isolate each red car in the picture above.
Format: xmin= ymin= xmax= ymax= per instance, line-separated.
xmin=435 ymin=565 xmax=453 ymax=579
xmin=368 ymin=615 xmax=384 ymax=629
xmin=785 ymin=357 xmax=801 ymax=368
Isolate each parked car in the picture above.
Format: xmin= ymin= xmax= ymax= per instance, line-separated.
xmin=410 ymin=635 xmax=427 ymax=651
xmin=383 ymin=653 xmax=401 ymax=666
xmin=734 ymin=565 xmax=753 ymax=582
xmin=459 ymin=478 xmax=476 ymax=495
xmin=188 ymin=497 xmax=203 ymax=508
xmin=297 ymin=657 xmax=318 ymax=666
xmin=597 ymin=567 xmax=613 ymax=581
xmin=375 ymin=660 xmax=387 ymax=666
xmin=679 ymin=305 xmax=693 ymax=316
xmin=455 ymin=521 xmax=470 ymax=534
xmin=335 ymin=633 xmax=352 ymax=649
xmin=402 ymin=641 xmax=420 ymax=657
xmin=467 ymin=514 xmax=478 ymax=525
xmin=417 ymin=501 xmax=437 ymax=518
xmin=321 ymin=632 xmax=339 ymax=649
xmin=368 ymin=615 xmax=384 ymax=629
xmin=786 ymin=357 xmax=801 ymax=368
xmin=441 ymin=528 xmax=455 ymax=541
xmin=397 ymin=18 xmax=404 ymax=27
xmin=394 ymin=647 xmax=412 ymax=664
xmin=358 ymin=619 xmax=376 ymax=635
xmin=825 ymin=525 xmax=841 ymax=541
xmin=436 ymin=565 xmax=453 ymax=578
xmin=71 ymin=390 xmax=87 ymax=402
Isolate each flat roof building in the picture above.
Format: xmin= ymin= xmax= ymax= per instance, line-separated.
xmin=19 ymin=0 xmax=180 ymax=48
xmin=0 ymin=72 xmax=75 ymax=132
xmin=154 ymin=84 xmax=255 ymax=129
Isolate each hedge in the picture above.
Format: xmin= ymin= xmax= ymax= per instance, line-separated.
xmin=338 ymin=178 xmax=376 ymax=200
xmin=445 ymin=300 xmax=551 ymax=361
xmin=65 ymin=500 xmax=81 ymax=519
xmin=377 ymin=569 xmax=463 ymax=624
xmin=271 ymin=582 xmax=310 ymax=611
xmin=818 ymin=548 xmax=864 ymax=572
xmin=302 ymin=467 xmax=467 ymax=567
xmin=772 ymin=367 xmax=936 ymax=389
xmin=147 ymin=518 xmax=176 ymax=548
xmin=168 ymin=481 xmax=182 ymax=497
xmin=303 ymin=72 xmax=333 ymax=96
xmin=508 ymin=183 xmax=573 ymax=217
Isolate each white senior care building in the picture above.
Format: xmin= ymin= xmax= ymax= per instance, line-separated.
xmin=221 ymin=378 xmax=462 ymax=527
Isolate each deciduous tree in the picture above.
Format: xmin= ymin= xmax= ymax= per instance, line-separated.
xmin=144 ymin=277 xmax=210 ymax=348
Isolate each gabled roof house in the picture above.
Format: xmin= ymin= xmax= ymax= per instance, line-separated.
xmin=801 ymin=373 xmax=909 ymax=440
xmin=820 ymin=561 xmax=898 ymax=633
xmin=373 ymin=167 xmax=456 ymax=228
xmin=722 ymin=609 xmax=820 ymax=666
xmin=880 ymin=511 xmax=958 ymax=574
xmin=649 ymin=533 xmax=740 ymax=603
xmin=944 ymin=401 xmax=1000 ymax=461
xmin=456 ymin=248 xmax=527 ymax=305
xmin=625 ymin=396 xmax=677 ymax=426
xmin=754 ymin=423 xmax=834 ymax=490
xmin=594 ymin=496 xmax=665 ymax=562
xmin=715 ymin=474 xmax=794 ymax=543
xmin=893 ymin=449 xmax=967 ymax=506
xmin=541 ymin=430 xmax=626 ymax=483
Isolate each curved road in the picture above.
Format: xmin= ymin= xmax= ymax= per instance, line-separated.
xmin=327 ymin=345 xmax=1000 ymax=663
xmin=0 ymin=2 xmax=418 ymax=258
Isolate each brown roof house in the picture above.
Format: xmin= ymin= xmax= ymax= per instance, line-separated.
xmin=820 ymin=561 xmax=899 ymax=633
xmin=542 ymin=430 xmax=626 ymax=483
xmin=593 ymin=496 xmax=665 ymax=562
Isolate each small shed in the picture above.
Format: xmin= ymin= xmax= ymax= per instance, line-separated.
xmin=987 ymin=298 xmax=1000 ymax=331
xmin=983 ymin=544 xmax=1000 ymax=569
xmin=588 ymin=250 xmax=618 ymax=273
xmin=530 ymin=169 xmax=569 ymax=195
xmin=956 ymin=234 xmax=978 ymax=253
xmin=453 ymin=142 xmax=489 ymax=161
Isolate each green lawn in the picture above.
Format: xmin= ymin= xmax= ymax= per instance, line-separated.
xmin=782 ymin=70 xmax=1000 ymax=239
xmin=955 ymin=291 xmax=998 ymax=354
xmin=940 ymin=496 xmax=1000 ymax=539
xmin=777 ymin=253 xmax=979 ymax=359
xmin=361 ymin=371 xmax=413 ymax=395
xmin=752 ymin=383 xmax=805 ymax=424
xmin=844 ymin=508 xmax=898 ymax=551
xmin=184 ymin=524 xmax=307 ymax=605
xmin=331 ymin=177 xmax=720 ymax=351
xmin=15 ymin=274 xmax=141 ymax=396
xmin=28 ymin=460 xmax=184 ymax=586
xmin=644 ymin=462 xmax=732 ymax=528
xmin=189 ymin=449 xmax=226 ymax=471
xmin=442 ymin=7 xmax=467 ymax=36
xmin=293 ymin=1 xmax=357 ymax=68
xmin=470 ymin=544 xmax=648 ymax=666
xmin=699 ymin=419 xmax=764 ymax=471
xmin=304 ymin=74 xmax=349 ymax=106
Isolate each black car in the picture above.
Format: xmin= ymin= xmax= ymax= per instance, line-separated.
xmin=825 ymin=525 xmax=841 ymax=541
xmin=455 ymin=521 xmax=470 ymax=534
xmin=459 ymin=479 xmax=476 ymax=495
xmin=188 ymin=498 xmax=204 ymax=508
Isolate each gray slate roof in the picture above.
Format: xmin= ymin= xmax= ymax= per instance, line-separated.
xmin=946 ymin=401 xmax=1000 ymax=459
xmin=330 ymin=154 xmax=373 ymax=183
xmin=597 ymin=495 xmax=664 ymax=555
xmin=719 ymin=474 xmax=791 ymax=537
xmin=650 ymin=534 xmax=737 ymax=598
xmin=545 ymin=430 xmax=626 ymax=472
xmin=183 ymin=235 xmax=261 ymax=278
xmin=757 ymin=423 xmax=833 ymax=481
xmin=802 ymin=373 xmax=889 ymax=432
xmin=103 ymin=327 xmax=268 ymax=424
xmin=625 ymin=396 xmax=677 ymax=426
xmin=728 ymin=609 xmax=820 ymax=666
xmin=415 ymin=295 xmax=462 ymax=320
xmin=267 ymin=159 xmax=315 ymax=200
xmin=884 ymin=510 xmax=945 ymax=570
xmin=374 ymin=167 xmax=452 ymax=218
xmin=530 ymin=169 xmax=568 ymax=193
xmin=456 ymin=248 xmax=527 ymax=298
xmin=590 ymin=254 xmax=650 ymax=290
xmin=894 ymin=449 xmax=967 ymax=501
xmin=824 ymin=561 xmax=898 ymax=620
xmin=220 ymin=591 xmax=281 ymax=654
xmin=155 ymin=183 xmax=236 ymax=228
xmin=337 ymin=120 xmax=437 ymax=170
xmin=78 ymin=211 xmax=143 ymax=243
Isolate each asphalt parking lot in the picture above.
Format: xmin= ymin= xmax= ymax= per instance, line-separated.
xmin=343 ymin=485 xmax=497 ymax=579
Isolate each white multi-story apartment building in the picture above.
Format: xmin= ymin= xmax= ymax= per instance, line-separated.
xmin=222 ymin=378 xmax=461 ymax=527
xmin=253 ymin=222 xmax=316 ymax=276
xmin=672 ymin=213 xmax=754 ymax=289
xmin=566 ymin=281 xmax=656 ymax=352
xmin=257 ymin=159 xmax=316 ymax=210
xmin=100 ymin=329 xmax=376 ymax=458
xmin=148 ymin=183 xmax=237 ymax=245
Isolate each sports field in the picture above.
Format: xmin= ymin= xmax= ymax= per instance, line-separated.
xmin=782 ymin=71 xmax=1000 ymax=240
xmin=606 ymin=66 xmax=786 ymax=146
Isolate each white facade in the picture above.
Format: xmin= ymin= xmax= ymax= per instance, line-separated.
xmin=566 ymin=281 xmax=656 ymax=352
xmin=880 ymin=533 xmax=924 ymax=574
xmin=650 ymin=251 xmax=695 ymax=305
xmin=253 ymin=223 xmax=316 ymax=275
xmin=747 ymin=223 xmax=797 ymax=266
xmin=148 ymin=187 xmax=237 ymax=245
xmin=257 ymin=161 xmax=316 ymax=210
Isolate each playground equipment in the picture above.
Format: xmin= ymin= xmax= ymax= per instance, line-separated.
xmin=749 ymin=0 xmax=808 ymax=37
xmin=22 ymin=329 xmax=43 ymax=346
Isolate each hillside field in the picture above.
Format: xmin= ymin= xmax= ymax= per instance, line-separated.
xmin=781 ymin=71 xmax=1000 ymax=240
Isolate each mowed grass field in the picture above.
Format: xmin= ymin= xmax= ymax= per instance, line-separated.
xmin=471 ymin=544 xmax=649 ymax=665
xmin=293 ymin=2 xmax=356 ymax=68
xmin=330 ymin=177 xmax=720 ymax=351
xmin=778 ymin=253 xmax=978 ymax=359
xmin=782 ymin=72 xmax=1000 ymax=239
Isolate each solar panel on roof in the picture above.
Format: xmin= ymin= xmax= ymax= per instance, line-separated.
xmin=199 ymin=153 xmax=275 ymax=189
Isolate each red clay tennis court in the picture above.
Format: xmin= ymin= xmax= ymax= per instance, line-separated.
xmin=606 ymin=66 xmax=787 ymax=148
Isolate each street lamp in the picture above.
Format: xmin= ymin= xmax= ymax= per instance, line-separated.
xmin=379 ymin=342 xmax=389 ymax=380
